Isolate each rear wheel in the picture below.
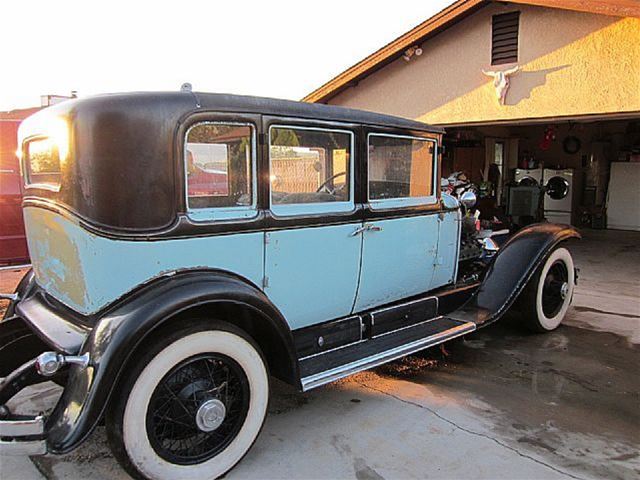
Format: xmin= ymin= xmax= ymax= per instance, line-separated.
xmin=106 ymin=321 xmax=269 ymax=480
xmin=0 ymin=317 xmax=48 ymax=376
xmin=518 ymin=247 xmax=575 ymax=332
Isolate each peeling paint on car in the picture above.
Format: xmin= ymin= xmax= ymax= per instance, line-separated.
xmin=24 ymin=208 xmax=90 ymax=309
xmin=23 ymin=206 xmax=265 ymax=316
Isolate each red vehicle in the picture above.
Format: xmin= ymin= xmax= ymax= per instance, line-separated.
xmin=0 ymin=107 xmax=40 ymax=265
xmin=186 ymin=149 xmax=230 ymax=197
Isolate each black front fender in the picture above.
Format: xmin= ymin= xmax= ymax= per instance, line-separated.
xmin=45 ymin=270 xmax=297 ymax=454
xmin=450 ymin=223 xmax=580 ymax=326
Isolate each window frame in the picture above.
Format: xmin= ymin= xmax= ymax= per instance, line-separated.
xmin=183 ymin=121 xmax=258 ymax=223
xmin=268 ymin=124 xmax=356 ymax=218
xmin=494 ymin=140 xmax=506 ymax=206
xmin=367 ymin=132 xmax=438 ymax=210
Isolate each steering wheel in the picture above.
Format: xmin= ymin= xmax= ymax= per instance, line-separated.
xmin=316 ymin=171 xmax=347 ymax=195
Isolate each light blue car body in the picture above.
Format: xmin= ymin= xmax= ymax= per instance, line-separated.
xmin=24 ymin=196 xmax=460 ymax=330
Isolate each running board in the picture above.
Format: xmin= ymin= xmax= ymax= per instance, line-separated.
xmin=300 ymin=316 xmax=475 ymax=391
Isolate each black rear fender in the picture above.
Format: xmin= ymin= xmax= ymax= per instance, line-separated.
xmin=2 ymin=268 xmax=35 ymax=320
xmin=45 ymin=270 xmax=298 ymax=453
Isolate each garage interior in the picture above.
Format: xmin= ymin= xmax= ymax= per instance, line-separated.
xmin=442 ymin=117 xmax=640 ymax=231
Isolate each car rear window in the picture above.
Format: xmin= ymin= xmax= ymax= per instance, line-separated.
xmin=24 ymin=137 xmax=62 ymax=191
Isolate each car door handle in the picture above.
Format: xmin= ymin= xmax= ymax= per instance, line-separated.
xmin=351 ymin=226 xmax=368 ymax=236
xmin=351 ymin=224 xmax=383 ymax=236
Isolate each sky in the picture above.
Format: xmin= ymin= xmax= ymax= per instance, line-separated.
xmin=0 ymin=0 xmax=454 ymax=111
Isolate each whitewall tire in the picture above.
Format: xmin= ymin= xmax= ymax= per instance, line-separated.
xmin=106 ymin=322 xmax=269 ymax=480
xmin=518 ymin=247 xmax=575 ymax=332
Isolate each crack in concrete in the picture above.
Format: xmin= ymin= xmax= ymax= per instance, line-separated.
xmin=354 ymin=379 xmax=586 ymax=480
xmin=573 ymin=306 xmax=640 ymax=320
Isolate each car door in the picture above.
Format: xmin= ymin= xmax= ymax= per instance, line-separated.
xmin=353 ymin=133 xmax=440 ymax=312
xmin=263 ymin=122 xmax=362 ymax=330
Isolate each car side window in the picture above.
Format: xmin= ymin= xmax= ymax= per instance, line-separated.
xmin=185 ymin=122 xmax=256 ymax=220
xmin=368 ymin=134 xmax=436 ymax=208
xmin=269 ymin=125 xmax=354 ymax=216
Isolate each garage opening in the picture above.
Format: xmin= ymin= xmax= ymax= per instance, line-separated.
xmin=442 ymin=117 xmax=640 ymax=231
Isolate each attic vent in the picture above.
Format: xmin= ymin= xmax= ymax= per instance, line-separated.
xmin=491 ymin=11 xmax=520 ymax=65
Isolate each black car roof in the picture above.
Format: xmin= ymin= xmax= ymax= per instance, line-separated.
xmin=49 ymin=91 xmax=443 ymax=134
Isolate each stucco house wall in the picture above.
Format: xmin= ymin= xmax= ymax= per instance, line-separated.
xmin=327 ymin=3 xmax=640 ymax=125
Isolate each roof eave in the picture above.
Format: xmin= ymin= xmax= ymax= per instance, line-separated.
xmin=507 ymin=0 xmax=640 ymax=18
xmin=302 ymin=0 xmax=486 ymax=104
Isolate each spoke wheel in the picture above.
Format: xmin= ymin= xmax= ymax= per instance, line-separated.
xmin=106 ymin=321 xmax=269 ymax=480
xmin=146 ymin=354 xmax=250 ymax=465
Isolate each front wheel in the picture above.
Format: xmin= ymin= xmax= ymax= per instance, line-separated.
xmin=106 ymin=322 xmax=269 ymax=480
xmin=517 ymin=246 xmax=575 ymax=332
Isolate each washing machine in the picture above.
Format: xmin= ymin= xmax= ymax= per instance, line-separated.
xmin=514 ymin=168 xmax=543 ymax=186
xmin=544 ymin=168 xmax=577 ymax=225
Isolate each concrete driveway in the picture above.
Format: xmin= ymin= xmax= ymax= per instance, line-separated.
xmin=0 ymin=229 xmax=638 ymax=480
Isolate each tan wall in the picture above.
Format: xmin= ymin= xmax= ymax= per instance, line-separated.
xmin=327 ymin=3 xmax=640 ymax=125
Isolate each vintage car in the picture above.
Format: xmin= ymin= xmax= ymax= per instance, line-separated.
xmin=0 ymin=92 xmax=579 ymax=479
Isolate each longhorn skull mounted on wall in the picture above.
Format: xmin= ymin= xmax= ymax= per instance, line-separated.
xmin=482 ymin=65 xmax=520 ymax=105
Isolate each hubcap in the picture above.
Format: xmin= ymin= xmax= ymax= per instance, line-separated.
xmin=196 ymin=399 xmax=226 ymax=432
xmin=145 ymin=353 xmax=250 ymax=465
xmin=560 ymin=282 xmax=569 ymax=300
